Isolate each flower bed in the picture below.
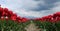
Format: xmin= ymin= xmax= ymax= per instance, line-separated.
xmin=0 ymin=7 xmax=30 ymax=31
xmin=33 ymin=12 xmax=60 ymax=31
xmin=0 ymin=7 xmax=60 ymax=31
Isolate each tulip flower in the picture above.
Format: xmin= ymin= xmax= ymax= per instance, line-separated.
xmin=3 ymin=8 xmax=8 ymax=12
xmin=21 ymin=18 xmax=28 ymax=22
xmin=5 ymin=16 xmax=9 ymax=20
xmin=53 ymin=12 xmax=60 ymax=17
xmin=8 ymin=11 xmax=13 ymax=17
xmin=0 ymin=7 xmax=3 ymax=11
xmin=10 ymin=16 xmax=17 ymax=21
xmin=2 ymin=11 xmax=6 ymax=16
xmin=16 ymin=16 xmax=22 ymax=22
xmin=1 ymin=16 xmax=4 ymax=20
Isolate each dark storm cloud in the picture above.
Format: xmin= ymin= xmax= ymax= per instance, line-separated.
xmin=31 ymin=0 xmax=60 ymax=11
xmin=31 ymin=4 xmax=54 ymax=11
xmin=34 ymin=0 xmax=40 ymax=1
xmin=44 ymin=0 xmax=60 ymax=4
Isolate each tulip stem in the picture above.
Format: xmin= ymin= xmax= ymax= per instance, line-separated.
xmin=52 ymin=23 xmax=58 ymax=31
xmin=43 ymin=23 xmax=46 ymax=31
xmin=10 ymin=30 xmax=13 ymax=31
xmin=1 ymin=28 xmax=4 ymax=31
xmin=55 ymin=27 xmax=58 ymax=31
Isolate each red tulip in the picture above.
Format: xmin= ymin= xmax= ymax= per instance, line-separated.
xmin=17 ymin=20 xmax=21 ymax=23
xmin=3 ymin=8 xmax=8 ymax=12
xmin=53 ymin=12 xmax=60 ymax=17
xmin=49 ymin=17 xmax=55 ymax=23
xmin=2 ymin=11 xmax=6 ymax=16
xmin=16 ymin=16 xmax=22 ymax=22
xmin=0 ymin=7 xmax=3 ymax=11
xmin=10 ymin=16 xmax=17 ymax=21
xmin=21 ymin=18 xmax=28 ymax=22
xmin=0 ymin=7 xmax=3 ymax=15
xmin=11 ymin=13 xmax=17 ymax=17
xmin=55 ymin=17 xmax=60 ymax=21
xmin=8 ymin=11 xmax=13 ymax=17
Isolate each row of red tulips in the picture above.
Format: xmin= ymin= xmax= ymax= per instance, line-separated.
xmin=34 ymin=12 xmax=60 ymax=23
xmin=0 ymin=7 xmax=29 ymax=23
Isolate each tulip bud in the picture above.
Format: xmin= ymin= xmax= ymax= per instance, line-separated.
xmin=1 ymin=16 xmax=4 ymax=20
xmin=5 ymin=16 xmax=8 ymax=20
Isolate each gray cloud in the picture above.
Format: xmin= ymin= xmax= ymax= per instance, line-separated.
xmin=44 ymin=0 xmax=60 ymax=4
xmin=30 ymin=0 xmax=60 ymax=11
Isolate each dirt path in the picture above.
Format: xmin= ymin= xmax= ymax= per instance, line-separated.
xmin=25 ymin=23 xmax=43 ymax=31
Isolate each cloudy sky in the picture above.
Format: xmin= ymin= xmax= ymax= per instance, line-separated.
xmin=0 ymin=0 xmax=60 ymax=18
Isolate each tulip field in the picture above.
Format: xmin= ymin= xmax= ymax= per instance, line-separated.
xmin=0 ymin=7 xmax=60 ymax=31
